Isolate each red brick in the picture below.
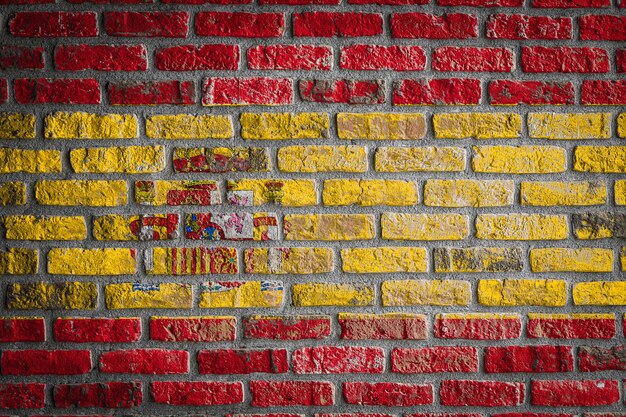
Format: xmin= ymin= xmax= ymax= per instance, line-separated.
xmin=408 ymin=414 xmax=482 ymax=417
xmin=318 ymin=415 xmax=393 ymax=417
xmin=440 ymin=380 xmax=524 ymax=406
xmin=531 ymin=380 xmax=619 ymax=406
xmin=152 ymin=381 xmax=243 ymax=405
xmin=202 ymin=77 xmax=292 ymax=105
xmin=68 ymin=0 xmax=152 ymax=2
xmin=299 ymin=79 xmax=384 ymax=104
xmin=2 ymin=350 xmax=91 ymax=375
xmin=196 ymin=12 xmax=284 ymax=38
xmin=485 ymin=346 xmax=573 ymax=373
xmin=438 ymin=0 xmax=522 ymax=5
xmin=486 ymin=14 xmax=571 ymax=39
xmin=150 ymin=316 xmax=236 ymax=342
xmin=55 ymin=45 xmax=147 ymax=71
xmin=9 ymin=12 xmax=97 ymax=37
xmin=349 ymin=0 xmax=428 ymax=3
xmin=340 ymin=45 xmax=425 ymax=71
xmin=250 ymin=380 xmax=334 ymax=406
xmin=229 ymin=415 xmax=303 ymax=417
xmin=435 ymin=315 xmax=521 ymax=340
xmin=163 ymin=0 xmax=250 ymax=3
xmin=293 ymin=346 xmax=384 ymax=374
xmin=54 ymin=318 xmax=140 ymax=343
xmin=582 ymin=80 xmax=626 ymax=105
xmin=108 ymin=81 xmax=195 ymax=105
xmin=293 ymin=12 xmax=383 ymax=37
xmin=393 ymin=78 xmax=480 ymax=105
xmin=0 ymin=80 xmax=6 ymax=104
xmin=535 ymin=317 xmax=615 ymax=339
xmin=243 ymin=315 xmax=331 ymax=340
xmin=533 ymin=0 xmax=608 ymax=6
xmin=0 ymin=46 xmax=44 ymax=70
xmin=521 ymin=47 xmax=609 ymax=73
xmin=433 ymin=47 xmax=514 ymax=72
xmin=490 ymin=80 xmax=574 ymax=105
xmin=249 ymin=45 xmax=332 ymax=70
xmin=261 ymin=0 xmax=338 ymax=3
xmin=392 ymin=347 xmax=478 ymax=373
xmin=0 ymin=383 xmax=45 ymax=409
xmin=580 ymin=15 xmax=626 ymax=40
xmin=0 ymin=0 xmax=52 ymax=2
xmin=0 ymin=318 xmax=45 ymax=342
xmin=198 ymin=349 xmax=288 ymax=374
xmin=14 ymin=78 xmax=100 ymax=104
xmin=391 ymin=13 xmax=478 ymax=39
xmin=104 ymin=12 xmax=189 ymax=38
xmin=99 ymin=349 xmax=188 ymax=374
xmin=493 ymin=414 xmax=573 ymax=417
xmin=343 ymin=382 xmax=433 ymax=406
xmin=53 ymin=382 xmax=142 ymax=408
xmin=618 ymin=50 xmax=626 ymax=73
xmin=339 ymin=314 xmax=426 ymax=340
xmin=156 ymin=45 xmax=239 ymax=71
xmin=579 ymin=346 xmax=626 ymax=371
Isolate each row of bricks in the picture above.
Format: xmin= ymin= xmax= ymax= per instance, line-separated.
xmin=2 ymin=313 xmax=624 ymax=341
xmin=0 ymin=379 xmax=624 ymax=408
xmin=4 ymin=179 xmax=626 ymax=207
xmin=2 ymin=12 xmax=626 ymax=40
xmin=2 ymin=112 xmax=624 ymax=141
xmin=4 ymin=279 xmax=626 ymax=308
xmin=4 ymin=146 xmax=626 ymax=174
xmin=2 ymin=344 xmax=626 ymax=375
xmin=1 ymin=78 xmax=626 ymax=106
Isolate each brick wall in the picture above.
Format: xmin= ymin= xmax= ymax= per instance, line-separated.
xmin=0 ymin=0 xmax=625 ymax=414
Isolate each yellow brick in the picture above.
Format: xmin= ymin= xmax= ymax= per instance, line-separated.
xmin=478 ymin=279 xmax=566 ymax=306
xmin=70 ymin=146 xmax=165 ymax=174
xmin=382 ymin=279 xmax=470 ymax=306
xmin=528 ymin=112 xmax=610 ymax=140
xmin=48 ymin=248 xmax=136 ymax=275
xmin=381 ymin=213 xmax=469 ymax=241
xmin=433 ymin=113 xmax=521 ymax=139
xmin=616 ymin=180 xmax=626 ymax=205
xmin=146 ymin=247 xmax=238 ymax=275
xmin=241 ymin=113 xmax=329 ymax=140
xmin=146 ymin=114 xmax=232 ymax=139
xmin=476 ymin=214 xmax=568 ymax=240
xmin=530 ymin=248 xmax=613 ymax=272
xmin=135 ymin=180 xmax=220 ymax=206
xmin=227 ymin=179 xmax=316 ymax=206
xmin=44 ymin=112 xmax=137 ymax=139
xmin=35 ymin=180 xmax=127 ymax=206
xmin=0 ymin=182 xmax=26 ymax=205
xmin=341 ymin=247 xmax=427 ymax=273
xmin=0 ymin=113 xmax=35 ymax=139
xmin=424 ymin=179 xmax=514 ymax=207
xmin=278 ymin=146 xmax=366 ymax=172
xmin=337 ymin=113 xmax=426 ymax=140
xmin=4 ymin=216 xmax=86 ymax=240
xmin=573 ymin=281 xmax=626 ymax=305
xmin=0 ymin=248 xmax=38 ymax=275
xmin=93 ymin=214 xmax=177 ymax=241
xmin=472 ymin=146 xmax=566 ymax=174
xmin=521 ymin=181 xmax=606 ymax=206
xmin=200 ymin=281 xmax=283 ymax=308
xmin=622 ymin=247 xmax=626 ymax=271
xmin=574 ymin=146 xmax=626 ymax=173
xmin=105 ymin=283 xmax=192 ymax=309
xmin=323 ymin=179 xmax=417 ymax=206
xmin=433 ymin=247 xmax=523 ymax=273
xmin=6 ymin=282 xmax=96 ymax=310
xmin=284 ymin=214 xmax=375 ymax=241
xmin=245 ymin=247 xmax=334 ymax=274
xmin=292 ymin=282 xmax=374 ymax=307
xmin=618 ymin=113 xmax=626 ymax=138
xmin=0 ymin=148 xmax=61 ymax=173
xmin=375 ymin=147 xmax=466 ymax=172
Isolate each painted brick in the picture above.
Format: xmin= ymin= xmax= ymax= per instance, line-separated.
xmin=391 ymin=13 xmax=478 ymax=39
xmin=489 ymin=81 xmax=574 ymax=105
xmin=439 ymin=0 xmax=523 ymax=5
xmin=435 ymin=247 xmax=523 ymax=273
xmin=293 ymin=282 xmax=375 ymax=307
xmin=485 ymin=346 xmax=573 ymax=373
xmin=522 ymin=47 xmax=609 ymax=73
xmin=285 ymin=214 xmax=374 ymax=240
xmin=199 ymin=280 xmax=283 ymax=308
xmin=293 ymin=346 xmax=384 ymax=374
xmin=105 ymin=283 xmax=192 ymax=309
xmin=293 ymin=12 xmax=382 ymax=37
xmin=156 ymin=45 xmax=238 ymax=71
xmin=0 ymin=383 xmax=45 ymax=409
xmin=340 ymin=46 xmax=425 ymax=71
xmin=54 ymin=318 xmax=141 ymax=343
xmin=196 ymin=12 xmax=284 ymax=37
xmin=579 ymin=346 xmax=626 ymax=371
xmin=55 ymin=45 xmax=147 ymax=71
xmin=104 ymin=12 xmax=189 ymax=37
xmin=150 ymin=316 xmax=236 ymax=342
xmin=476 ymin=214 xmax=568 ymax=240
xmin=0 ymin=317 xmax=45 ymax=342
xmin=279 ymin=146 xmax=366 ymax=172
xmin=14 ymin=78 xmax=100 ymax=104
xmin=249 ymin=45 xmax=332 ymax=70
xmin=70 ymin=146 xmax=164 ymax=174
xmin=339 ymin=313 xmax=426 ymax=340
xmin=45 ymin=112 xmax=137 ymax=139
xmin=528 ymin=314 xmax=616 ymax=339
xmin=54 ymin=382 xmax=142 ymax=408
xmin=35 ymin=180 xmax=127 ymax=206
xmin=185 ymin=212 xmax=277 ymax=241
xmin=0 ymin=182 xmax=26 ymax=206
xmin=531 ymin=380 xmax=619 ymax=406
xmin=0 ymin=113 xmax=35 ymax=139
xmin=528 ymin=113 xmax=610 ymax=139
xmin=0 ymin=248 xmax=38 ymax=275
xmin=337 ymin=113 xmax=426 ymax=140
xmin=199 ymin=349 xmax=288 ymax=374
xmin=579 ymin=15 xmax=626 ymax=41
xmin=0 ymin=148 xmax=61 ymax=173
xmin=392 ymin=347 xmax=478 ymax=373
xmin=203 ymin=77 xmax=292 ymax=105
xmin=299 ymin=79 xmax=385 ymax=104
xmin=575 ymin=147 xmax=626 ymax=173
xmin=382 ymin=213 xmax=469 ymax=240
xmin=574 ymin=281 xmax=626 ymax=305
xmin=440 ymin=380 xmax=524 ymax=406
xmin=250 ymin=380 xmax=334 ymax=406
xmin=486 ymin=15 xmax=571 ymax=39
xmin=173 ymin=147 xmax=270 ymax=173
xmin=227 ymin=179 xmax=316 ymax=207
xmin=533 ymin=0 xmax=609 ymax=6
xmin=435 ymin=313 xmax=522 ymax=339
xmin=94 ymin=214 xmax=178 ymax=241
xmin=243 ymin=315 xmax=331 ymax=340
xmin=6 ymin=282 xmax=97 ymax=310
xmin=1 ymin=349 xmax=91 ymax=375
xmin=99 ymin=349 xmax=188 ymax=374
xmin=0 ymin=46 xmax=44 ymax=69
xmin=48 ymin=248 xmax=136 ymax=275
xmin=572 ymin=212 xmax=626 ymax=239
xmin=478 ymin=279 xmax=566 ymax=306
xmin=382 ymin=279 xmax=470 ymax=306
xmin=433 ymin=47 xmax=514 ymax=72
xmin=341 ymin=247 xmax=427 ymax=273
xmin=146 ymin=247 xmax=238 ymax=275
xmin=375 ymin=146 xmax=466 ymax=172
xmin=108 ymin=81 xmax=195 ymax=105
xmin=152 ymin=381 xmax=243 ymax=405
xmin=434 ymin=113 xmax=521 ymax=139
xmin=4 ymin=216 xmax=85 ymax=241
xmin=582 ymin=80 xmax=626 ymax=105
xmin=343 ymin=382 xmax=433 ymax=406
xmin=9 ymin=12 xmax=98 ymax=37
xmin=530 ymin=248 xmax=613 ymax=272
xmin=393 ymin=78 xmax=480 ymax=105
xmin=241 ymin=113 xmax=329 ymax=140
xmin=136 ymin=181 xmax=219 ymax=206
xmin=521 ymin=181 xmax=606 ymax=206
xmin=473 ymin=146 xmax=566 ymax=173
xmin=618 ymin=180 xmax=626 ymax=205
xmin=323 ymin=179 xmax=417 ymax=206
xmin=618 ymin=50 xmax=626 ymax=72
xmin=425 ymin=180 xmax=514 ymax=207
xmin=245 ymin=247 xmax=333 ymax=274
